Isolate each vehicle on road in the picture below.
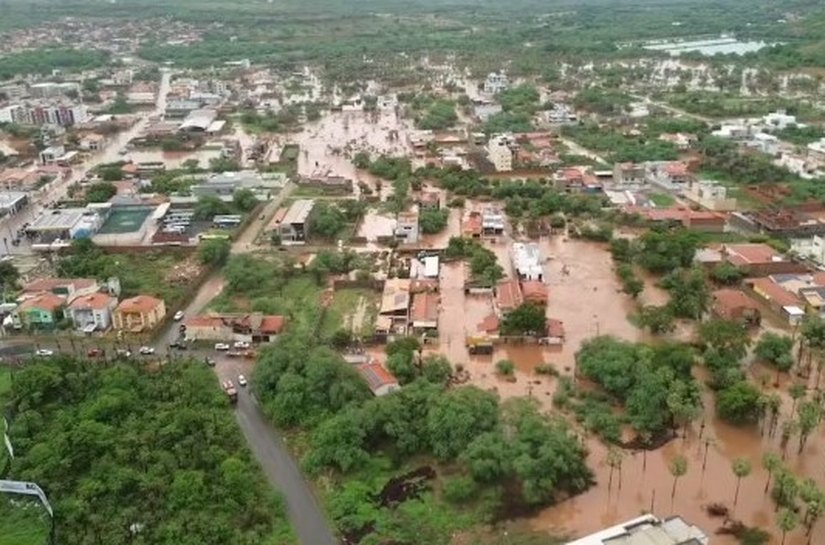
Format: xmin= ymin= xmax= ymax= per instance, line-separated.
xmin=87 ymin=348 xmax=102 ymax=357
xmin=35 ymin=349 xmax=54 ymax=357
xmin=233 ymin=341 xmax=250 ymax=349
xmin=215 ymin=343 xmax=230 ymax=351
xmin=139 ymin=346 xmax=155 ymax=355
xmin=238 ymin=374 xmax=248 ymax=387
xmin=173 ymin=310 xmax=185 ymax=321
xmin=222 ymin=380 xmax=238 ymax=404
xmin=115 ymin=348 xmax=132 ymax=358
xmin=226 ymin=350 xmax=244 ymax=358
xmin=205 ymin=357 xmax=216 ymax=367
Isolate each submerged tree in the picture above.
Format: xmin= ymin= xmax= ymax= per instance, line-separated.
xmin=669 ymin=455 xmax=688 ymax=501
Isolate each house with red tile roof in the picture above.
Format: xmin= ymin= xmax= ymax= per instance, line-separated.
xmin=12 ymin=292 xmax=65 ymax=330
xmin=357 ymin=361 xmax=400 ymax=397
xmin=22 ymin=277 xmax=99 ymax=302
xmin=184 ymin=312 xmax=285 ymax=342
xmin=67 ymin=292 xmax=118 ymax=332
xmin=696 ymin=243 xmax=806 ymax=276
xmin=410 ymin=292 xmax=439 ymax=333
xmin=114 ymin=295 xmax=166 ymax=332
xmin=712 ymin=289 xmax=761 ymax=326
xmin=495 ymin=279 xmax=524 ymax=314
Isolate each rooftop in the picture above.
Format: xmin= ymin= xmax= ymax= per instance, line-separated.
xmin=380 ymin=278 xmax=411 ymax=314
xmin=512 ymin=242 xmax=543 ymax=278
xmin=723 ymin=243 xmax=784 ymax=266
xmin=410 ymin=292 xmax=439 ymax=323
xmin=18 ymin=292 xmax=65 ymax=312
xmin=68 ymin=292 xmax=116 ymax=311
xmin=495 ymin=279 xmax=523 ymax=312
xmin=28 ymin=208 xmax=88 ymax=231
xmin=23 ymin=277 xmax=97 ymax=294
xmin=357 ymin=361 xmax=399 ymax=394
xmin=116 ymin=295 xmax=164 ymax=314
xmin=281 ymin=199 xmax=314 ymax=225
xmin=567 ymin=515 xmax=708 ymax=545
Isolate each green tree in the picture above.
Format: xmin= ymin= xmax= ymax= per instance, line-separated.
xmin=716 ymin=381 xmax=764 ymax=425
xmin=98 ymin=165 xmax=123 ymax=181
xmin=755 ymin=333 xmax=794 ymax=371
xmin=500 ymin=303 xmax=547 ymax=336
xmin=711 ymin=262 xmax=744 ymax=285
xmin=797 ymin=400 xmax=821 ymax=454
xmin=495 ymin=359 xmax=515 ymax=376
xmin=669 ymin=455 xmax=688 ymax=500
xmin=426 ymin=386 xmax=499 ymax=460
xmin=198 ymin=238 xmax=230 ymax=266
xmin=699 ymin=319 xmax=751 ymax=361
xmin=419 ymin=208 xmax=449 ymax=234
xmin=732 ymin=458 xmax=752 ymax=508
xmin=305 ymin=408 xmax=369 ymax=473
xmin=309 ymin=202 xmax=346 ymax=239
xmin=462 ymin=431 xmax=510 ymax=483
xmin=0 ymin=261 xmax=20 ymax=289
xmin=777 ymin=508 xmax=798 ymax=545
xmin=763 ymin=452 xmax=782 ymax=494
xmin=194 ymin=195 xmax=231 ymax=220
xmin=84 ymin=181 xmax=117 ymax=203
xmin=232 ymin=188 xmax=258 ymax=211
xmin=638 ymin=305 xmax=675 ymax=334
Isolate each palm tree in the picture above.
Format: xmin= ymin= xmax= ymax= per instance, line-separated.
xmin=797 ymin=401 xmax=822 ymax=454
xmin=731 ymin=458 xmax=752 ymax=509
xmin=789 ymin=383 xmax=806 ymax=414
xmin=763 ymin=452 xmax=782 ymax=494
xmin=778 ymin=508 xmax=799 ymax=545
xmin=669 ymin=455 xmax=688 ymax=502
xmin=606 ymin=446 xmax=624 ymax=492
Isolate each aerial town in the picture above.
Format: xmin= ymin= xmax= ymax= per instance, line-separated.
xmin=3 ymin=1 xmax=825 ymax=545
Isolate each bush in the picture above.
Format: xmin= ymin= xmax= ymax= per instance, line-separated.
xmin=442 ymin=475 xmax=478 ymax=504
xmin=495 ymin=359 xmax=515 ymax=376
xmin=535 ymin=363 xmax=559 ymax=377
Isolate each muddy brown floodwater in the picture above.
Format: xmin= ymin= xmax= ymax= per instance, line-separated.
xmin=434 ymin=235 xmax=819 ymax=544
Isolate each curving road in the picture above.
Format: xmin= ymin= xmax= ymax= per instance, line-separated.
xmin=234 ymin=390 xmax=338 ymax=545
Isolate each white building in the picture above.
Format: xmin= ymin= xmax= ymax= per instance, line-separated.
xmin=512 ymin=242 xmax=543 ymax=281
xmin=747 ymin=132 xmax=779 ymax=156
xmin=487 ymin=134 xmax=514 ymax=172
xmin=566 ymin=515 xmax=708 ymax=545
xmin=792 ymin=235 xmax=825 ymax=266
xmin=712 ymin=123 xmax=751 ymax=141
xmin=763 ymin=110 xmax=799 ymax=131
xmin=808 ymin=138 xmax=825 ymax=165
xmin=684 ymin=179 xmax=738 ymax=211
xmin=483 ymin=72 xmax=510 ymax=95
xmin=39 ymin=145 xmax=66 ymax=165
xmin=395 ymin=210 xmax=420 ymax=244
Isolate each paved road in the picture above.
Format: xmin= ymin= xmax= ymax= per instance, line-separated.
xmin=235 ymin=389 xmax=338 ymax=545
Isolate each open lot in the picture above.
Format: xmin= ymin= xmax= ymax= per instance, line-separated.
xmin=319 ymin=287 xmax=379 ymax=339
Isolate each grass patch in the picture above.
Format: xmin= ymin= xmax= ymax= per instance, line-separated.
xmin=291 ymin=186 xmax=329 ymax=198
xmin=648 ymin=192 xmax=675 ymax=207
xmin=320 ymin=288 xmax=379 ymax=339
xmin=0 ymin=498 xmax=50 ymax=545
xmin=213 ymin=256 xmax=325 ymax=330
xmin=113 ymin=252 xmax=193 ymax=307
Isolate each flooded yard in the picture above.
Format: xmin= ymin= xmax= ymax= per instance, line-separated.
xmin=124 ymin=148 xmax=224 ymax=169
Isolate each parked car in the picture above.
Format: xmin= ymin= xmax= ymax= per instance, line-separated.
xmin=233 ymin=341 xmax=250 ymax=349
xmin=139 ymin=346 xmax=155 ymax=355
xmin=35 ymin=349 xmax=54 ymax=357
xmin=87 ymin=348 xmax=102 ymax=357
xmin=173 ymin=310 xmax=185 ymax=321
xmin=215 ymin=343 xmax=230 ymax=351
xmin=115 ymin=348 xmax=132 ymax=358
xmin=205 ymin=357 xmax=216 ymax=367
xmin=238 ymin=374 xmax=248 ymax=387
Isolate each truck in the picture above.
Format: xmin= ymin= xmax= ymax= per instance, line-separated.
xmin=222 ymin=380 xmax=238 ymax=404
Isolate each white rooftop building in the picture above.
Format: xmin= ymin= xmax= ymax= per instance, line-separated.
xmin=483 ymin=72 xmax=510 ymax=95
xmin=487 ymin=133 xmax=514 ymax=172
xmin=566 ymin=515 xmax=708 ymax=545
xmin=512 ymin=242 xmax=543 ymax=281
xmin=763 ymin=110 xmax=799 ymax=131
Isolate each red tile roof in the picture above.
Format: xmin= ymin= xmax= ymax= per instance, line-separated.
xmin=496 ymin=279 xmax=523 ymax=312
xmin=521 ymin=281 xmax=548 ymax=304
xmin=258 ymin=315 xmax=285 ymax=334
xmin=116 ymin=295 xmax=164 ymax=314
xmin=546 ymin=318 xmax=565 ymax=338
xmin=462 ymin=212 xmax=482 ymax=236
xmin=665 ymin=162 xmax=689 ymax=177
xmin=411 ymin=292 xmax=439 ymax=323
xmin=68 ymin=292 xmax=116 ymax=311
xmin=747 ymin=278 xmax=802 ymax=307
xmin=477 ymin=314 xmax=500 ymax=333
xmin=357 ymin=362 xmax=398 ymax=393
xmin=724 ymin=243 xmax=782 ymax=266
xmin=23 ymin=278 xmax=96 ymax=293
xmin=713 ymin=289 xmax=759 ymax=320
xmin=18 ymin=292 xmax=64 ymax=312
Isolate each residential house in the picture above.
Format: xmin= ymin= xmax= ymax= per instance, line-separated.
xmin=521 ymin=281 xmax=548 ymax=306
xmin=712 ymin=289 xmax=761 ymax=326
xmin=763 ymin=111 xmax=798 ymax=130
xmin=543 ymin=318 xmax=566 ymax=345
xmin=357 ymin=361 xmax=400 ymax=397
xmin=462 ymin=211 xmax=482 ymax=239
xmin=748 ymin=132 xmax=780 ymax=156
xmin=483 ymin=72 xmax=509 ymax=95
xmin=22 ymin=278 xmax=99 ymax=302
xmin=268 ymin=199 xmax=314 ymax=242
xmin=565 ymin=514 xmax=708 ymax=545
xmin=683 ymin=179 xmax=737 ymax=211
xmin=482 ymin=206 xmax=505 ymax=236
xmin=613 ymin=162 xmax=646 ymax=186
xmin=13 ymin=292 xmax=65 ymax=330
xmin=487 ymin=133 xmax=514 ymax=172
xmin=662 ymin=161 xmax=692 ymax=184
xmin=377 ymin=278 xmax=411 ymax=334
xmin=67 ymin=292 xmax=117 ymax=332
xmin=695 ymin=243 xmax=805 ymax=276
xmin=512 ymin=242 xmax=543 ymax=281
xmin=495 ymin=279 xmax=524 ymax=314
xmin=410 ymin=292 xmax=439 ymax=334
xmin=79 ymin=133 xmax=106 ymax=152
xmin=113 ymin=295 xmax=166 ymax=332
xmin=395 ymin=210 xmax=420 ymax=244
xmin=745 ymin=275 xmax=811 ymax=325
xmin=419 ymin=191 xmax=441 ymax=210
xmin=39 ymin=145 xmax=66 ymax=165
xmin=184 ymin=313 xmax=285 ymax=343
xmin=659 ymin=132 xmax=695 ymax=150
xmin=554 ymin=166 xmax=601 ymax=193
xmin=626 ymin=206 xmax=726 ymax=233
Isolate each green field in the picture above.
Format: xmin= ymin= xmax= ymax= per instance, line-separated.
xmin=320 ymin=288 xmax=379 ymax=339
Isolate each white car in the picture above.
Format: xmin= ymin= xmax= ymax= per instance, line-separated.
xmin=139 ymin=346 xmax=155 ymax=355
xmin=233 ymin=341 xmax=250 ymax=349
xmin=215 ymin=343 xmax=230 ymax=351
xmin=238 ymin=374 xmax=248 ymax=387
xmin=35 ymin=349 xmax=54 ymax=357
xmin=173 ymin=310 xmax=185 ymax=321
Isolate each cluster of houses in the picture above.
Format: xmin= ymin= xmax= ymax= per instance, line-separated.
xmin=8 ymin=277 xmax=166 ymax=334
